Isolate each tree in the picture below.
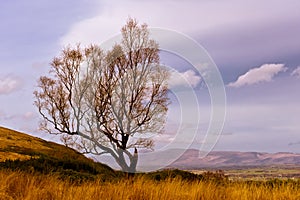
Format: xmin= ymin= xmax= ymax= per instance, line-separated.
xmin=34 ymin=18 xmax=170 ymax=172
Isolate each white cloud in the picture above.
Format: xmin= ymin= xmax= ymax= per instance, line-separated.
xmin=291 ymin=66 xmax=300 ymax=78
xmin=153 ymin=134 xmax=175 ymax=143
xmin=228 ymin=64 xmax=287 ymax=88
xmin=169 ymin=70 xmax=201 ymax=88
xmin=60 ymin=0 xmax=300 ymax=46
xmin=0 ymin=74 xmax=22 ymax=95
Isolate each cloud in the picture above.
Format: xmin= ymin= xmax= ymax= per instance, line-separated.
xmin=60 ymin=0 xmax=300 ymax=46
xmin=0 ymin=74 xmax=22 ymax=95
xmin=291 ymin=66 xmax=300 ymax=78
xmin=228 ymin=64 xmax=287 ymax=88
xmin=153 ymin=134 xmax=175 ymax=143
xmin=169 ymin=70 xmax=201 ymax=88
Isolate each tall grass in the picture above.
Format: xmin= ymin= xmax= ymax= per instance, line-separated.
xmin=0 ymin=170 xmax=299 ymax=200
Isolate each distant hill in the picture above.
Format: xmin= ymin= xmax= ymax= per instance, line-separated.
xmin=169 ymin=149 xmax=300 ymax=169
xmin=0 ymin=127 xmax=208 ymax=181
xmin=1 ymin=126 xmax=299 ymax=175
xmin=0 ymin=126 xmax=118 ymax=181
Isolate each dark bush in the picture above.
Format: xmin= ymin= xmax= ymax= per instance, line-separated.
xmin=57 ymin=169 xmax=96 ymax=184
xmin=201 ymin=170 xmax=229 ymax=184
xmin=0 ymin=155 xmax=119 ymax=182
xmin=142 ymin=169 xmax=229 ymax=184
xmin=144 ymin=169 xmax=203 ymax=182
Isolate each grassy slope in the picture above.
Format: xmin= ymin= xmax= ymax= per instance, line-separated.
xmin=0 ymin=126 xmax=87 ymax=162
xmin=0 ymin=126 xmax=118 ymax=180
xmin=0 ymin=127 xmax=211 ymax=181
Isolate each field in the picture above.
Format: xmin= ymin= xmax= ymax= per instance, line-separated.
xmin=191 ymin=166 xmax=300 ymax=181
xmin=0 ymin=170 xmax=299 ymax=200
xmin=1 ymin=127 xmax=299 ymax=199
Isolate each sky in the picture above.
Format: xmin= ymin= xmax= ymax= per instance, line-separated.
xmin=0 ymin=0 xmax=300 ymax=154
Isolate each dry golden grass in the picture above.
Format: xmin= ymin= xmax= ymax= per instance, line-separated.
xmin=0 ymin=127 xmax=92 ymax=163
xmin=0 ymin=127 xmax=49 ymax=162
xmin=1 ymin=127 xmax=299 ymax=199
xmin=0 ymin=170 xmax=299 ymax=200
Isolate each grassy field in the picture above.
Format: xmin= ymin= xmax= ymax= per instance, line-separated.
xmin=191 ymin=166 xmax=300 ymax=181
xmin=0 ymin=170 xmax=299 ymax=200
xmin=1 ymin=127 xmax=299 ymax=199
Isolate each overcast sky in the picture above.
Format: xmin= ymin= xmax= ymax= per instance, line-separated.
xmin=0 ymin=0 xmax=300 ymax=154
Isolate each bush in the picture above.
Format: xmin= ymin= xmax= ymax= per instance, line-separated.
xmin=201 ymin=170 xmax=229 ymax=184
xmin=57 ymin=169 xmax=96 ymax=183
xmin=144 ymin=169 xmax=203 ymax=182
xmin=0 ymin=155 xmax=119 ymax=182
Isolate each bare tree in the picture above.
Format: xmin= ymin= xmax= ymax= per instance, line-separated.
xmin=34 ymin=18 xmax=169 ymax=172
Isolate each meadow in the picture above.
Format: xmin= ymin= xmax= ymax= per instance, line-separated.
xmin=0 ymin=170 xmax=299 ymax=200
xmin=1 ymin=127 xmax=299 ymax=199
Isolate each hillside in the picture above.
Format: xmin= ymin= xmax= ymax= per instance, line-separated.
xmin=0 ymin=126 xmax=87 ymax=162
xmin=0 ymin=127 xmax=208 ymax=182
xmin=1 ymin=126 xmax=299 ymax=177
xmin=0 ymin=126 xmax=118 ymax=180
xmin=170 ymin=149 xmax=300 ymax=169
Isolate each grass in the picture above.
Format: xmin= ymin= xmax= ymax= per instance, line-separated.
xmin=0 ymin=126 xmax=119 ymax=181
xmin=1 ymin=126 xmax=300 ymax=199
xmin=0 ymin=170 xmax=299 ymax=200
xmin=0 ymin=127 xmax=90 ymax=162
xmin=191 ymin=166 xmax=300 ymax=180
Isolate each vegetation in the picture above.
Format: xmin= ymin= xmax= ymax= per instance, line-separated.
xmin=1 ymin=127 xmax=300 ymax=199
xmin=33 ymin=18 xmax=169 ymax=173
xmin=0 ymin=156 xmax=120 ymax=183
xmin=0 ymin=170 xmax=299 ymax=200
xmin=0 ymin=126 xmax=95 ymax=163
xmin=191 ymin=166 xmax=300 ymax=180
xmin=0 ymin=127 xmax=122 ymax=182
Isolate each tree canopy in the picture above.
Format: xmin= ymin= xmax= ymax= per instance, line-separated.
xmin=34 ymin=18 xmax=170 ymax=172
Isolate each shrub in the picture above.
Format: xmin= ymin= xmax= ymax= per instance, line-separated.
xmin=0 ymin=156 xmax=119 ymax=182
xmin=144 ymin=169 xmax=204 ymax=182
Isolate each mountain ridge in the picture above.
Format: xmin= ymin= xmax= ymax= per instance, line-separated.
xmin=169 ymin=149 xmax=300 ymax=169
xmin=1 ymin=126 xmax=299 ymax=171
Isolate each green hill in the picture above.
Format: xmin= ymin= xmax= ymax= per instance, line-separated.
xmin=0 ymin=126 xmax=119 ymax=181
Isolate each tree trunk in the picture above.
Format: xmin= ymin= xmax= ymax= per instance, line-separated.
xmin=116 ymin=148 xmax=138 ymax=173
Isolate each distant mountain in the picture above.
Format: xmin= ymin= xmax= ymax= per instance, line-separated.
xmin=168 ymin=149 xmax=300 ymax=169
xmin=1 ymin=126 xmax=299 ymax=174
